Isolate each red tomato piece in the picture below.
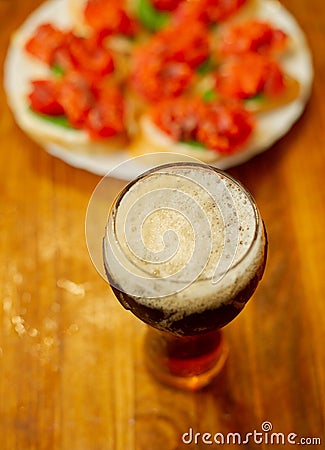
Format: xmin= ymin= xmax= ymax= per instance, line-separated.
xmin=152 ymin=0 xmax=183 ymax=12
xmin=24 ymin=23 xmax=66 ymax=65
xmin=132 ymin=47 xmax=193 ymax=101
xmin=52 ymin=33 xmax=114 ymax=79
xmin=197 ymin=102 xmax=255 ymax=153
xmin=51 ymin=35 xmax=75 ymax=73
xmin=84 ymin=0 xmax=138 ymax=38
xmin=131 ymin=22 xmax=209 ymax=101
xmin=215 ymin=53 xmax=286 ymax=100
xmin=150 ymin=97 xmax=254 ymax=154
xmin=58 ymin=72 xmax=94 ymax=127
xmin=263 ymin=60 xmax=286 ymax=97
xmin=206 ymin=0 xmax=247 ymax=22
xmin=220 ymin=20 xmax=288 ymax=56
xmin=157 ymin=22 xmax=210 ymax=68
xmin=173 ymin=0 xmax=247 ymax=26
xmin=28 ymin=79 xmax=64 ymax=115
xmin=150 ymin=97 xmax=205 ymax=141
xmin=85 ymin=82 xmax=124 ymax=138
xmin=25 ymin=23 xmax=115 ymax=80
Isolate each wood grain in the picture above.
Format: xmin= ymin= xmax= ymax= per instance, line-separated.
xmin=0 ymin=1 xmax=324 ymax=449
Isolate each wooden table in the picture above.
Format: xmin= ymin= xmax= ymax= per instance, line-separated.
xmin=0 ymin=1 xmax=324 ymax=448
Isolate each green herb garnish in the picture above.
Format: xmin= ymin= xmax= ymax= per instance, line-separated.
xmin=136 ymin=0 xmax=170 ymax=32
xmin=197 ymin=57 xmax=216 ymax=75
xmin=30 ymin=108 xmax=74 ymax=129
xmin=202 ymin=89 xmax=218 ymax=103
xmin=246 ymin=92 xmax=265 ymax=103
xmin=51 ymin=63 xmax=65 ymax=77
xmin=182 ymin=139 xmax=206 ymax=149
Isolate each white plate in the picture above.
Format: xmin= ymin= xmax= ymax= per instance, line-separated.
xmin=4 ymin=0 xmax=313 ymax=180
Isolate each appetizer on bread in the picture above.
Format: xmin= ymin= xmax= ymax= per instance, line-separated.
xmin=23 ymin=22 xmax=128 ymax=152
xmin=134 ymin=97 xmax=256 ymax=163
xmin=8 ymin=0 xmax=302 ymax=161
xmin=212 ymin=52 xmax=300 ymax=112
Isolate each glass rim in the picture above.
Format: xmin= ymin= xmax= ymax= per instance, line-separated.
xmin=104 ymin=161 xmax=263 ymax=286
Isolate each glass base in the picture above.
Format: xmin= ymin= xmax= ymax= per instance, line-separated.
xmin=144 ymin=328 xmax=228 ymax=391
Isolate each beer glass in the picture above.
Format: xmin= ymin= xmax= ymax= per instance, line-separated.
xmin=103 ymin=162 xmax=267 ymax=390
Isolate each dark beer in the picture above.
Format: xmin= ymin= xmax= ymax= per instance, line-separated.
xmin=103 ymin=162 xmax=267 ymax=388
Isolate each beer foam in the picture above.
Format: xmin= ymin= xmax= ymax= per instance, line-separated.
xmin=104 ymin=163 xmax=266 ymax=323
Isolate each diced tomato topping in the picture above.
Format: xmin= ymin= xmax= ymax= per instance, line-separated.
xmin=84 ymin=0 xmax=138 ymax=38
xmin=132 ymin=56 xmax=193 ymax=102
xmin=151 ymin=97 xmax=254 ymax=153
xmin=53 ymin=33 xmax=114 ymax=77
xmin=24 ymin=23 xmax=66 ymax=65
xmin=215 ymin=53 xmax=286 ymax=100
xmin=51 ymin=44 xmax=75 ymax=73
xmin=263 ymin=60 xmax=286 ymax=97
xmin=132 ymin=41 xmax=194 ymax=102
xmin=219 ymin=20 xmax=288 ymax=56
xmin=151 ymin=97 xmax=205 ymax=141
xmin=173 ymin=0 xmax=247 ymax=26
xmin=152 ymin=0 xmax=183 ymax=12
xmin=207 ymin=0 xmax=247 ymax=23
xmin=197 ymin=102 xmax=255 ymax=153
xmin=157 ymin=22 xmax=210 ymax=68
xmin=131 ymin=23 xmax=209 ymax=101
xmin=28 ymin=79 xmax=64 ymax=115
xmin=86 ymin=83 xmax=125 ymax=138
xmin=57 ymin=72 xmax=93 ymax=127
xmin=25 ymin=23 xmax=115 ymax=79
xmin=29 ymin=73 xmax=125 ymax=137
